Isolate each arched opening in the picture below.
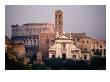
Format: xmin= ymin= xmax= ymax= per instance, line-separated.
xmin=100 ymin=49 xmax=102 ymax=56
xmin=52 ymin=55 xmax=55 ymax=58
xmin=84 ymin=55 xmax=87 ymax=60
xmin=92 ymin=48 xmax=95 ymax=54
xmin=72 ymin=55 xmax=76 ymax=60
xmin=92 ymin=48 xmax=95 ymax=52
xmin=62 ymin=53 xmax=66 ymax=59
xmin=95 ymin=49 xmax=100 ymax=55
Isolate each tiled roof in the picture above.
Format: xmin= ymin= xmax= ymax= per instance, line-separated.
xmin=66 ymin=33 xmax=86 ymax=38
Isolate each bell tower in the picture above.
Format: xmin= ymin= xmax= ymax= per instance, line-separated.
xmin=55 ymin=10 xmax=63 ymax=35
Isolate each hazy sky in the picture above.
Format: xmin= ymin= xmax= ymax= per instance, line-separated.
xmin=5 ymin=5 xmax=106 ymax=40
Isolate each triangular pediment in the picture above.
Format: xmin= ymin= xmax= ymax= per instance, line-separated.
xmin=57 ymin=33 xmax=70 ymax=39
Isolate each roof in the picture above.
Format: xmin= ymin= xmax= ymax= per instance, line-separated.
xmin=66 ymin=33 xmax=93 ymax=39
xmin=66 ymin=33 xmax=86 ymax=38
xmin=55 ymin=33 xmax=73 ymax=40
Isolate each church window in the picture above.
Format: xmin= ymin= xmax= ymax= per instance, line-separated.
xmin=87 ymin=41 xmax=89 ymax=43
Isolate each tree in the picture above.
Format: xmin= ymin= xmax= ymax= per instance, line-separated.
xmin=90 ymin=56 xmax=106 ymax=70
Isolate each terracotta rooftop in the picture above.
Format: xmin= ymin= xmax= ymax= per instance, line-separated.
xmin=66 ymin=33 xmax=86 ymax=38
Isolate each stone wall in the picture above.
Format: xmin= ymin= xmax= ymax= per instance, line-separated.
xmin=39 ymin=33 xmax=55 ymax=58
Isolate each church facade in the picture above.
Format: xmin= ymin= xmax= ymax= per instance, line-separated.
xmin=49 ymin=33 xmax=82 ymax=60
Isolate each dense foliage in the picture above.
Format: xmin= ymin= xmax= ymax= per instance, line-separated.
xmin=5 ymin=53 xmax=106 ymax=70
xmin=44 ymin=57 xmax=106 ymax=70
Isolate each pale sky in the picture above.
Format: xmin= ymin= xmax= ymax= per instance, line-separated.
xmin=5 ymin=5 xmax=106 ymax=40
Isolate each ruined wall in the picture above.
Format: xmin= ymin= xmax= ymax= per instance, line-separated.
xmin=39 ymin=33 xmax=55 ymax=58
